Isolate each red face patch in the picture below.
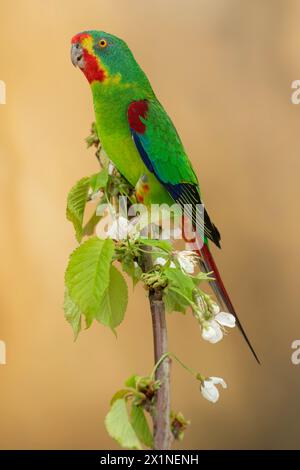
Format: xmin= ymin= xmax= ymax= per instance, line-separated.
xmin=71 ymin=33 xmax=90 ymax=44
xmin=71 ymin=33 xmax=106 ymax=84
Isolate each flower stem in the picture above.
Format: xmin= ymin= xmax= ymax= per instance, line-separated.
xmin=140 ymin=246 xmax=172 ymax=451
xmin=151 ymin=351 xmax=200 ymax=380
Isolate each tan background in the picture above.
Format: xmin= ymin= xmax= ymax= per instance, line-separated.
xmin=0 ymin=0 xmax=300 ymax=449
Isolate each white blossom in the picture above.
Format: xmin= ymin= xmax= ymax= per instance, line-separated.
xmin=201 ymin=311 xmax=236 ymax=344
xmin=215 ymin=312 xmax=236 ymax=328
xmin=107 ymin=216 xmax=136 ymax=240
xmin=176 ymin=250 xmax=198 ymax=274
xmin=201 ymin=320 xmax=223 ymax=343
xmin=200 ymin=377 xmax=227 ymax=403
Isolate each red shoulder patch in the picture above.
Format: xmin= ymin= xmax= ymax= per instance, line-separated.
xmin=128 ymin=100 xmax=149 ymax=134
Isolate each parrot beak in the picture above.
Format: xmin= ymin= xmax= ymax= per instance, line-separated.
xmin=71 ymin=43 xmax=85 ymax=68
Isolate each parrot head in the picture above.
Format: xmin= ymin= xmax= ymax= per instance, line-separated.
xmin=71 ymin=30 xmax=150 ymax=88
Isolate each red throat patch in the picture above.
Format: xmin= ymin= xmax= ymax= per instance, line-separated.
xmin=82 ymin=49 xmax=106 ymax=84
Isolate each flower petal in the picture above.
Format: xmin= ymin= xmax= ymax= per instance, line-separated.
xmin=210 ymin=377 xmax=227 ymax=389
xmin=107 ymin=217 xmax=128 ymax=240
xmin=200 ymin=376 xmax=227 ymax=403
xmin=201 ymin=320 xmax=223 ymax=343
xmin=176 ymin=251 xmax=197 ymax=274
xmin=201 ymin=381 xmax=220 ymax=403
xmin=215 ymin=312 xmax=236 ymax=328
xmin=178 ymin=257 xmax=195 ymax=274
xmin=201 ymin=325 xmax=217 ymax=341
xmin=209 ymin=325 xmax=223 ymax=343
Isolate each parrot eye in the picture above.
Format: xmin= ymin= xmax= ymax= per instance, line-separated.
xmin=99 ymin=39 xmax=108 ymax=49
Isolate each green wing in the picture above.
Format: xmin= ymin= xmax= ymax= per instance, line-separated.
xmin=128 ymin=99 xmax=221 ymax=247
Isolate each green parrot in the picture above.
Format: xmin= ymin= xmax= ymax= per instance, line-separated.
xmin=71 ymin=30 xmax=259 ymax=363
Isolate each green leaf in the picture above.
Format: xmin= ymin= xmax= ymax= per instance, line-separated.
xmin=125 ymin=374 xmax=140 ymax=389
xmin=89 ymin=168 xmax=109 ymax=192
xmin=63 ymin=289 xmax=82 ymax=339
xmin=105 ymin=399 xmax=142 ymax=450
xmin=65 ymin=238 xmax=114 ymax=326
xmin=66 ymin=171 xmax=109 ymax=243
xmin=121 ymin=258 xmax=142 ymax=287
xmin=130 ymin=403 xmax=153 ymax=448
xmin=165 ymin=268 xmax=195 ymax=300
xmin=138 ymin=238 xmax=172 ymax=252
xmin=96 ymin=265 xmax=128 ymax=329
xmin=110 ymin=389 xmax=132 ymax=405
xmin=164 ymin=268 xmax=196 ymax=314
xmin=164 ymin=287 xmax=188 ymax=314
xmin=66 ymin=177 xmax=91 ymax=243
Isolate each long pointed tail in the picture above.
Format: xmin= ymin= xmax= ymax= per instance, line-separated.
xmin=198 ymin=243 xmax=260 ymax=364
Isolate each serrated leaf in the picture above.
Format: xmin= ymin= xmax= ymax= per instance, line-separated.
xmin=105 ymin=399 xmax=142 ymax=450
xmin=66 ymin=177 xmax=91 ymax=243
xmin=163 ymin=287 xmax=188 ymax=314
xmin=89 ymin=168 xmax=109 ymax=192
xmin=165 ymin=268 xmax=195 ymax=300
xmin=65 ymin=238 xmax=114 ymax=326
xmin=164 ymin=268 xmax=196 ymax=314
xmin=96 ymin=265 xmax=128 ymax=329
xmin=63 ymin=289 xmax=82 ymax=339
xmin=131 ymin=403 xmax=153 ymax=448
xmin=138 ymin=238 xmax=172 ymax=252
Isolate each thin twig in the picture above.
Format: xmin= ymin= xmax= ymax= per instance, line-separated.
xmin=140 ymin=246 xmax=172 ymax=450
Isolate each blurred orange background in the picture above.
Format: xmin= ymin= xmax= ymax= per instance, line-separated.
xmin=0 ymin=0 xmax=300 ymax=450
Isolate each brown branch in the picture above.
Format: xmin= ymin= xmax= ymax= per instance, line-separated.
xmin=140 ymin=247 xmax=172 ymax=450
xmin=89 ymin=131 xmax=172 ymax=448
